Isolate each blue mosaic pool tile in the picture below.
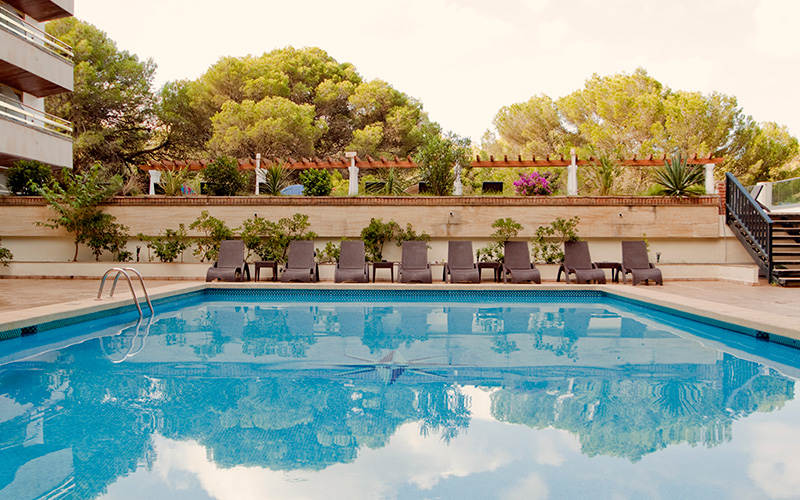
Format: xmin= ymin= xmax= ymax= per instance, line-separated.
xmin=769 ymin=334 xmax=800 ymax=350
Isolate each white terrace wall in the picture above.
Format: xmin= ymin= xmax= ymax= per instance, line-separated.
xmin=0 ymin=195 xmax=754 ymax=280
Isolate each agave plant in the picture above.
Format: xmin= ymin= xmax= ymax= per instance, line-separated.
xmin=651 ymin=153 xmax=705 ymax=196
xmin=260 ymin=161 xmax=291 ymax=195
xmin=367 ymin=167 xmax=416 ymax=195
xmin=159 ymin=167 xmax=197 ymax=196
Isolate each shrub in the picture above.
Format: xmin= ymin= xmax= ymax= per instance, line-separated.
xmin=395 ymin=223 xmax=431 ymax=246
xmin=584 ymin=156 xmax=621 ymax=195
xmin=360 ymin=218 xmax=400 ymax=262
xmin=316 ymin=239 xmax=345 ymax=263
xmin=299 ymin=169 xmax=333 ymax=196
xmin=189 ymin=211 xmax=234 ymax=262
xmin=414 ymin=131 xmax=471 ymax=196
xmin=239 ymin=213 xmax=317 ymax=263
xmin=138 ymin=224 xmax=191 ymax=262
xmin=7 ymin=160 xmax=52 ymax=196
xmin=0 ymin=239 xmax=12 ymax=266
xmin=81 ymin=213 xmax=131 ymax=261
xmin=203 ymin=156 xmax=247 ymax=196
xmin=476 ymin=217 xmax=524 ymax=262
xmin=531 ymin=216 xmax=581 ymax=263
xmin=513 ymin=171 xmax=553 ymax=196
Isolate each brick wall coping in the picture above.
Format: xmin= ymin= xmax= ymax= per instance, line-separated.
xmin=0 ymin=195 xmax=721 ymax=207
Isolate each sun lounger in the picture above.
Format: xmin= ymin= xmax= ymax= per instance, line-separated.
xmin=446 ymin=241 xmax=480 ymax=283
xmin=280 ymin=240 xmax=317 ymax=282
xmin=621 ymin=241 xmax=663 ymax=285
xmin=398 ymin=241 xmax=432 ymax=283
xmin=206 ymin=240 xmax=248 ymax=282
xmin=502 ymin=241 xmax=541 ymax=283
xmin=335 ymin=240 xmax=368 ymax=283
xmin=561 ymin=241 xmax=606 ymax=284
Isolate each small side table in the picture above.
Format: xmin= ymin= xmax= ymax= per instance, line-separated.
xmin=254 ymin=261 xmax=278 ymax=282
xmin=477 ymin=262 xmax=502 ymax=282
xmin=371 ymin=261 xmax=395 ymax=282
xmin=594 ymin=261 xmax=622 ymax=283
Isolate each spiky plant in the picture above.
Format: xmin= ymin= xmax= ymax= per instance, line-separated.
xmin=651 ymin=154 xmax=705 ymax=196
xmin=260 ymin=161 xmax=290 ymax=195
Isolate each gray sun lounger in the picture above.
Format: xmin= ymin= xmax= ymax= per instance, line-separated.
xmin=502 ymin=241 xmax=541 ymax=284
xmin=398 ymin=241 xmax=432 ymax=283
xmin=561 ymin=241 xmax=606 ymax=284
xmin=621 ymin=241 xmax=663 ymax=285
xmin=280 ymin=240 xmax=317 ymax=282
xmin=335 ymin=240 xmax=368 ymax=283
xmin=446 ymin=241 xmax=480 ymax=283
xmin=206 ymin=240 xmax=248 ymax=282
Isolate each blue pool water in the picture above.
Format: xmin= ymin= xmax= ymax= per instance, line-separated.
xmin=0 ymin=290 xmax=798 ymax=500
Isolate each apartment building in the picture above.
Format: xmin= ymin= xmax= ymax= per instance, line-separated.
xmin=0 ymin=0 xmax=74 ymax=192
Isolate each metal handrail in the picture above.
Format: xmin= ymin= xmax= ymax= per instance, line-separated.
xmin=97 ymin=267 xmax=154 ymax=318
xmin=0 ymin=93 xmax=73 ymax=138
xmin=725 ymin=172 xmax=773 ymax=280
xmin=0 ymin=4 xmax=73 ymax=61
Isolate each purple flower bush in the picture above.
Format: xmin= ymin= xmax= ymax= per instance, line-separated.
xmin=513 ymin=171 xmax=553 ymax=196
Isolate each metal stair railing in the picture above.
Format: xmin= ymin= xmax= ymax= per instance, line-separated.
xmin=97 ymin=267 xmax=154 ymax=318
xmin=725 ymin=172 xmax=774 ymax=281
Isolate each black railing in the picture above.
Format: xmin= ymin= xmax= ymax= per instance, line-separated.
xmin=725 ymin=172 xmax=773 ymax=279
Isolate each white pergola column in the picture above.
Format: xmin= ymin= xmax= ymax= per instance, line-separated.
xmin=148 ymin=170 xmax=161 ymax=195
xmin=704 ymin=164 xmax=715 ymax=194
xmin=346 ymin=152 xmax=358 ymax=195
xmin=567 ymin=149 xmax=578 ymax=195
xmin=254 ymin=153 xmax=262 ymax=195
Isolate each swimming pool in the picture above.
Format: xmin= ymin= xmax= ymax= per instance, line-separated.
xmin=1 ymin=289 xmax=798 ymax=499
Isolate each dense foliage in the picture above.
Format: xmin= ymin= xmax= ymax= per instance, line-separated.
xmin=7 ymin=160 xmax=52 ymax=196
xmin=202 ymin=156 xmax=248 ymax=196
xmin=414 ymin=131 xmax=472 ymax=196
xmin=482 ymin=68 xmax=799 ymax=187
xmin=299 ymin=169 xmax=333 ymax=196
xmin=160 ymin=47 xmax=431 ymax=160
xmin=46 ymin=19 xmax=161 ymax=178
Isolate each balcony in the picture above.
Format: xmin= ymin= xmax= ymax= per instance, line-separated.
xmin=3 ymin=0 xmax=72 ymax=21
xmin=0 ymin=92 xmax=72 ymax=168
xmin=0 ymin=3 xmax=73 ymax=97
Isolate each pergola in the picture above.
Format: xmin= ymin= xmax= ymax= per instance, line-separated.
xmin=139 ymin=153 xmax=724 ymax=196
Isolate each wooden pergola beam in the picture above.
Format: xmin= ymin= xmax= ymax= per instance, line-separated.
xmin=139 ymin=153 xmax=724 ymax=171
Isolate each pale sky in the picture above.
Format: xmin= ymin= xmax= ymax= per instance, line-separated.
xmin=74 ymin=0 xmax=800 ymax=144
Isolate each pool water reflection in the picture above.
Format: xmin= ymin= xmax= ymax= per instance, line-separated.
xmin=0 ymin=296 xmax=798 ymax=499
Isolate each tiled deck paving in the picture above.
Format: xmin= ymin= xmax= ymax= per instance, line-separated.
xmin=1 ymin=278 xmax=798 ymax=320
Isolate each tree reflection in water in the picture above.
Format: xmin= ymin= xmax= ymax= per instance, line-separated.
xmin=0 ymin=301 xmax=796 ymax=498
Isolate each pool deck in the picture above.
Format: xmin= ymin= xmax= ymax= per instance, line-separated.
xmin=1 ymin=278 xmax=799 ymax=345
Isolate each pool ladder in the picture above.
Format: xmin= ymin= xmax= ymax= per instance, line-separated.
xmin=97 ymin=267 xmax=154 ymax=319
